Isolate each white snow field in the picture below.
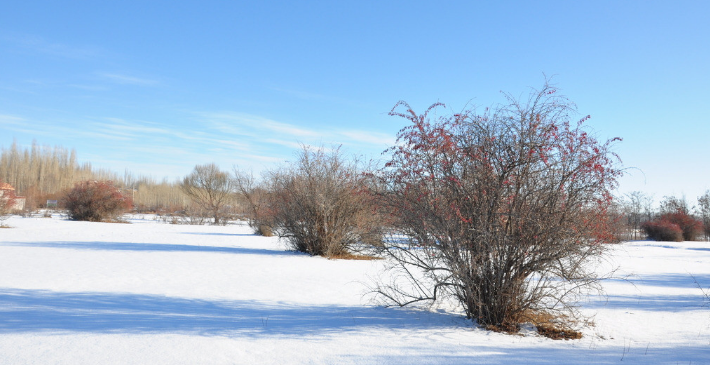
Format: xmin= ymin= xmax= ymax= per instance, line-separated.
xmin=0 ymin=215 xmax=708 ymax=364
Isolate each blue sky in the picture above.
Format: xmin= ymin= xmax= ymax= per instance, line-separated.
xmin=1 ymin=1 xmax=709 ymax=204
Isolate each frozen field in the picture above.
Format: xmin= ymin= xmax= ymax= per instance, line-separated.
xmin=0 ymin=215 xmax=708 ymax=364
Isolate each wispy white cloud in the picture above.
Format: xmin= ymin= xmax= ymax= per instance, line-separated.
xmin=271 ymin=87 xmax=330 ymax=101
xmin=98 ymin=118 xmax=172 ymax=136
xmin=187 ymin=110 xmax=400 ymax=168
xmin=0 ymin=114 xmax=27 ymax=126
xmin=0 ymin=114 xmax=57 ymax=136
xmin=68 ymin=84 xmax=109 ymax=91
xmin=3 ymin=34 xmax=104 ymax=60
xmin=99 ymin=73 xmax=159 ymax=86
xmin=80 ymin=130 xmax=135 ymax=141
xmin=264 ymin=139 xmax=304 ymax=149
xmin=204 ymin=112 xmax=319 ymax=138
xmin=270 ymin=87 xmax=367 ymax=108
xmin=0 ymin=109 xmax=394 ymax=179
xmin=199 ymin=112 xmax=394 ymax=149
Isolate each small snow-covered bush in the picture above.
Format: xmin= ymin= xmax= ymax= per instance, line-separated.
xmin=63 ymin=180 xmax=132 ymax=222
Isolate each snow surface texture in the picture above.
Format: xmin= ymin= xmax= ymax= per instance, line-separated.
xmin=0 ymin=215 xmax=708 ymax=364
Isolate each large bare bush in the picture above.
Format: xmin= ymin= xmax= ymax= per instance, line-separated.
xmin=180 ymin=163 xmax=235 ymax=225
xmin=373 ymin=82 xmax=622 ymax=332
xmin=266 ymin=146 xmax=382 ymax=257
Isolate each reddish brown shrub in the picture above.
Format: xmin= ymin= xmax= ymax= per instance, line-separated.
xmin=642 ymin=209 xmax=702 ymax=242
xmin=641 ymin=220 xmax=683 ymax=242
xmin=62 ymin=181 xmax=132 ymax=222
xmin=663 ymin=211 xmax=703 ymax=241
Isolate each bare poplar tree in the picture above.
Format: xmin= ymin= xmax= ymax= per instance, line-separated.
xmin=659 ymin=195 xmax=691 ymax=215
xmin=696 ymin=190 xmax=710 ymax=240
xmin=373 ymin=81 xmax=622 ymax=334
xmin=625 ymin=191 xmax=653 ymax=240
xmin=180 ymin=163 xmax=235 ymax=225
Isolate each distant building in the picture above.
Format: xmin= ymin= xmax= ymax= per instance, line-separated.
xmin=0 ymin=183 xmax=26 ymax=211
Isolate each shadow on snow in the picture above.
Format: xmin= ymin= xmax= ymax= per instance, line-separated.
xmin=586 ymin=293 xmax=706 ymax=312
xmin=180 ymin=232 xmax=257 ymax=237
xmin=586 ymin=273 xmax=710 ymax=311
xmin=0 ymin=241 xmax=297 ymax=256
xmin=609 ymin=273 xmax=710 ymax=290
xmin=0 ymin=289 xmax=465 ymax=336
xmin=1 ymin=288 xmax=707 ymax=364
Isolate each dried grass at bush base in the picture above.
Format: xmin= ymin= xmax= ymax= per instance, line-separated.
xmin=486 ymin=310 xmax=583 ymax=340
xmin=256 ymin=224 xmax=273 ymax=237
xmin=104 ymin=218 xmax=131 ymax=224
xmin=326 ymin=252 xmax=382 ymax=260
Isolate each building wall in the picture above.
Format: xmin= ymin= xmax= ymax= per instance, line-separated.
xmin=1 ymin=186 xmax=25 ymax=211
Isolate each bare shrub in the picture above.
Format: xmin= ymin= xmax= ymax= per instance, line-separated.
xmin=373 ymin=81 xmax=622 ymax=333
xmin=62 ymin=180 xmax=132 ymax=222
xmin=233 ymin=169 xmax=274 ymax=236
xmin=159 ymin=206 xmax=211 ymax=225
xmin=180 ymin=163 xmax=235 ymax=225
xmin=266 ymin=146 xmax=383 ymax=257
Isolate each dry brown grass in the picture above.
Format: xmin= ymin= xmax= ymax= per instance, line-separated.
xmin=485 ymin=310 xmax=583 ymax=340
xmin=256 ymin=224 xmax=273 ymax=237
xmin=485 ymin=323 xmax=520 ymax=334
xmin=518 ymin=310 xmax=583 ymax=340
xmin=326 ymin=252 xmax=382 ymax=260
xmin=535 ymin=323 xmax=582 ymax=340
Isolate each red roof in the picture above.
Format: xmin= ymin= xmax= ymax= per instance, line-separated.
xmin=0 ymin=183 xmax=15 ymax=191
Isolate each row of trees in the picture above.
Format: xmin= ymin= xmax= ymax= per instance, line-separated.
xmin=0 ymin=141 xmax=189 ymax=213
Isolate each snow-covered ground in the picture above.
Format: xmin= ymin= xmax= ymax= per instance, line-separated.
xmin=0 ymin=214 xmax=708 ymax=364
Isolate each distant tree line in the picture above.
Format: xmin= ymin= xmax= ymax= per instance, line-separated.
xmin=0 ymin=140 xmax=189 ymax=213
